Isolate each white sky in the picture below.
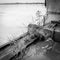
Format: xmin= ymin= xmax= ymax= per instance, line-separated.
xmin=0 ymin=0 xmax=45 ymax=3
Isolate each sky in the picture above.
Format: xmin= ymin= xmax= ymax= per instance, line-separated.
xmin=0 ymin=0 xmax=45 ymax=3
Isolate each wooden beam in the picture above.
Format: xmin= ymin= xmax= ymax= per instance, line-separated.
xmin=48 ymin=11 xmax=60 ymax=15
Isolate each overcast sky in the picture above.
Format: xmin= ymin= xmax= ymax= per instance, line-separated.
xmin=0 ymin=0 xmax=45 ymax=3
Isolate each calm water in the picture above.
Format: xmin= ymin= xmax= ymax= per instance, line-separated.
xmin=0 ymin=27 xmax=27 ymax=46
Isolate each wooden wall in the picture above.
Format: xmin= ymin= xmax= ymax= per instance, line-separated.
xmin=46 ymin=0 xmax=60 ymax=23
